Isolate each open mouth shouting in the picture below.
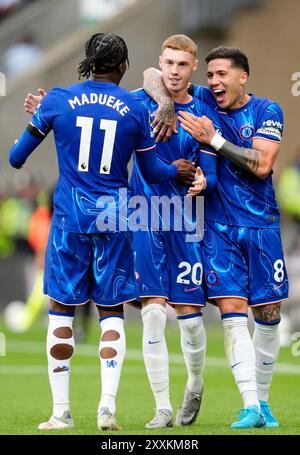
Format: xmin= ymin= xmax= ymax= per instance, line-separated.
xmin=212 ymin=88 xmax=227 ymax=105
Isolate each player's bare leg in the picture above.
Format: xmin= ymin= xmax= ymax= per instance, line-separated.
xmin=142 ymin=297 xmax=172 ymax=428
xmin=175 ymin=304 xmax=205 ymax=426
xmin=217 ymin=297 xmax=265 ymax=429
xmin=38 ymin=299 xmax=76 ymax=430
xmin=97 ymin=305 xmax=125 ymax=431
xmin=252 ymin=302 xmax=281 ymax=427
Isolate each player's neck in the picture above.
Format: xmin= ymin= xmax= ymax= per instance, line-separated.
xmin=91 ymin=73 xmax=121 ymax=85
xmin=230 ymin=92 xmax=251 ymax=110
xmin=170 ymin=89 xmax=192 ymax=104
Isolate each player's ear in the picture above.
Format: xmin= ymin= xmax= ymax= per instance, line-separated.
xmin=193 ymin=58 xmax=199 ymax=72
xmin=118 ymin=61 xmax=127 ymax=75
xmin=240 ymin=71 xmax=248 ymax=86
xmin=159 ymin=55 xmax=163 ymax=69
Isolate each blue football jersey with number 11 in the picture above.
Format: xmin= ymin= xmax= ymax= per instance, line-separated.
xmin=31 ymin=80 xmax=156 ymax=233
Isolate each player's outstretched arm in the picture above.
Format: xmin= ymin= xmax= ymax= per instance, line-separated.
xmin=178 ymin=111 xmax=279 ymax=180
xmin=24 ymin=88 xmax=47 ymax=114
xmin=9 ymin=125 xmax=46 ymax=168
xmin=143 ymin=67 xmax=177 ymax=142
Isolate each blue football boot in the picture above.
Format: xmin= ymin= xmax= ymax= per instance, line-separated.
xmin=231 ymin=405 xmax=266 ymax=429
xmin=259 ymin=401 xmax=279 ymax=428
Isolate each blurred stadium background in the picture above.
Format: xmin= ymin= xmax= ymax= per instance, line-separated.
xmin=0 ymin=0 xmax=299 ymax=434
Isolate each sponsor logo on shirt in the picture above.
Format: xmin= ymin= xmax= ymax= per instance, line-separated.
xmin=262 ymin=119 xmax=283 ymax=129
xmin=273 ymin=282 xmax=285 ymax=291
xmin=184 ymin=286 xmax=200 ymax=293
xmin=256 ymin=126 xmax=282 ymax=141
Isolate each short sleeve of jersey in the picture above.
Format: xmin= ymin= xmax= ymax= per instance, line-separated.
xmin=135 ymin=102 xmax=156 ymax=152
xmin=193 ymin=85 xmax=217 ymax=109
xmin=254 ymin=102 xmax=284 ymax=143
xmin=203 ymin=103 xmax=223 ymax=136
xmin=31 ymin=87 xmax=62 ymax=135
xmin=130 ymin=88 xmax=145 ymax=103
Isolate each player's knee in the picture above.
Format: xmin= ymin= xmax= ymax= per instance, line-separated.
xmin=142 ymin=303 xmax=166 ymax=326
xmin=218 ymin=298 xmax=248 ymax=315
xmin=180 ymin=316 xmax=203 ymax=335
xmin=252 ymin=302 xmax=281 ymax=322
xmin=100 ymin=347 xmax=117 ymax=359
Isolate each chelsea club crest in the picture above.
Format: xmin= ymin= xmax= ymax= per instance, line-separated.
xmin=239 ymin=124 xmax=255 ymax=140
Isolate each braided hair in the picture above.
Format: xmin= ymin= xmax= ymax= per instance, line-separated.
xmin=77 ymin=33 xmax=129 ymax=79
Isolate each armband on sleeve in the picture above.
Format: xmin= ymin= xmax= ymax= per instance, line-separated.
xmin=27 ymin=123 xmax=47 ymax=140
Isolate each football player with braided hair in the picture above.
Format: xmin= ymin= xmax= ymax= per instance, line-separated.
xmin=77 ymin=32 xmax=129 ymax=79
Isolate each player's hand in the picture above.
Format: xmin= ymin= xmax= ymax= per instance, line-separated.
xmin=152 ymin=100 xmax=177 ymax=143
xmin=187 ymin=167 xmax=207 ymax=196
xmin=172 ymin=159 xmax=196 ymax=185
xmin=178 ymin=112 xmax=216 ymax=144
xmin=24 ymin=88 xmax=47 ymax=114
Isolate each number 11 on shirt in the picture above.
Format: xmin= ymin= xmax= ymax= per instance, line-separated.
xmin=76 ymin=116 xmax=117 ymax=174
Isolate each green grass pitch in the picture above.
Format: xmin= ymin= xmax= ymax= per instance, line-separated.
xmin=0 ymin=318 xmax=299 ymax=435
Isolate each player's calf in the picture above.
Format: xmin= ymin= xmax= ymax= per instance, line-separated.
xmin=98 ymin=313 xmax=125 ymax=429
xmin=175 ymin=311 xmax=206 ymax=426
xmin=252 ymin=302 xmax=281 ymax=427
xmin=40 ymin=309 xmax=75 ymax=430
xmin=142 ymin=303 xmax=172 ymax=415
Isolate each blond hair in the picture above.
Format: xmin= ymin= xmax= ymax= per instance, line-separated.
xmin=162 ymin=34 xmax=197 ymax=58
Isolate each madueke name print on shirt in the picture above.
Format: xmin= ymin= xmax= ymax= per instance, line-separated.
xmin=192 ymin=85 xmax=283 ymax=228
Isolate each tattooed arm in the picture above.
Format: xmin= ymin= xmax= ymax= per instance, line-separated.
xmin=143 ymin=67 xmax=177 ymax=142
xmin=178 ymin=111 xmax=280 ymax=180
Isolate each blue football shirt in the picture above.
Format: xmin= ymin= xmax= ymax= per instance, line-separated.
xmin=193 ymin=85 xmax=283 ymax=228
xmin=30 ymin=80 xmax=156 ymax=233
xmin=130 ymin=89 xmax=220 ymax=232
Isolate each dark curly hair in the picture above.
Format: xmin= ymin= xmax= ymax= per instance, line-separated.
xmin=205 ymin=46 xmax=249 ymax=75
xmin=77 ymin=33 xmax=129 ymax=79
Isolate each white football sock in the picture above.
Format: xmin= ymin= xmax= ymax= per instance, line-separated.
xmin=99 ymin=316 xmax=125 ymax=415
xmin=222 ymin=314 xmax=259 ymax=409
xmin=47 ymin=312 xmax=75 ymax=418
xmin=253 ymin=319 xmax=280 ymax=402
xmin=141 ymin=304 xmax=172 ymax=411
xmin=177 ymin=313 xmax=206 ymax=393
